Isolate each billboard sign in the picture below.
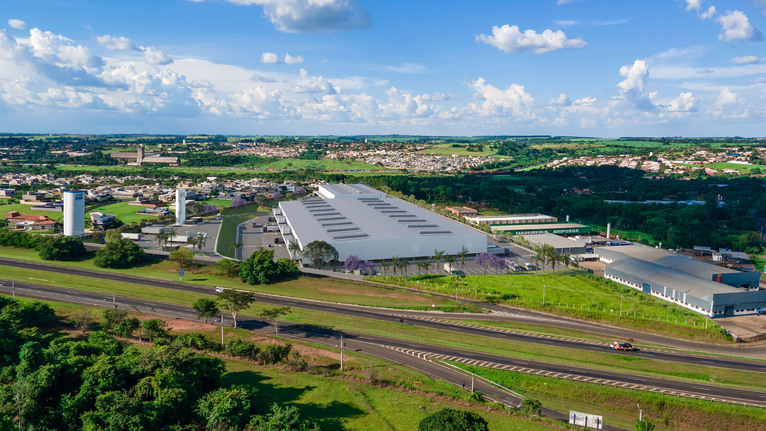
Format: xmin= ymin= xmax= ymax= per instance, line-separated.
xmin=569 ymin=411 xmax=603 ymax=429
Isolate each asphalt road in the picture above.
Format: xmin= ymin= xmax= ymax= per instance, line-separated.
xmin=2 ymin=277 xmax=766 ymax=414
xmin=1 ymin=257 xmax=765 ymax=369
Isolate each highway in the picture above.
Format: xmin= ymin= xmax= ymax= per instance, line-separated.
xmin=2 ymin=278 xmax=766 ymax=413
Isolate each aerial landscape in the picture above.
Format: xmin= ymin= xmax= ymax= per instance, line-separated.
xmin=2 ymin=1 xmax=766 ymax=430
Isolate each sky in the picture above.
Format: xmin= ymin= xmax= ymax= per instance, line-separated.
xmin=1 ymin=0 xmax=766 ymax=137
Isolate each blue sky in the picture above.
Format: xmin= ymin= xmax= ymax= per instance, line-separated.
xmin=1 ymin=0 xmax=766 ymax=137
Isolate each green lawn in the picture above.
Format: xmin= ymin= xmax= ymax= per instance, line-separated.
xmin=590 ymin=224 xmax=658 ymax=245
xmin=457 ymin=363 xmax=766 ymax=431
xmin=86 ymin=200 xmax=161 ymax=224
xmin=370 ymin=272 xmax=725 ymax=342
xmin=0 ymin=202 xmax=64 ymax=222
xmin=707 ymin=162 xmax=766 ymax=173
xmin=217 ymin=213 xmax=260 ymax=258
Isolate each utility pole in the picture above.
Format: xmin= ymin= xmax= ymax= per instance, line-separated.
xmin=471 ymin=375 xmax=474 ymax=394
xmin=542 ymin=284 xmax=545 ymax=306
xmin=112 ymin=293 xmax=116 ymax=309
xmin=637 ymin=403 xmax=642 ymax=421
xmin=340 ymin=335 xmax=344 ymax=371
xmin=220 ymin=312 xmax=224 ymax=345
xmin=11 ymin=280 xmax=15 ymax=300
xmin=620 ymin=296 xmax=623 ymax=317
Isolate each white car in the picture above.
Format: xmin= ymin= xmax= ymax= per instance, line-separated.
xmin=215 ymin=287 xmax=225 ymax=293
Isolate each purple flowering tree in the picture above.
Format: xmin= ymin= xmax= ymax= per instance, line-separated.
xmin=344 ymin=255 xmax=361 ymax=272
xmin=295 ymin=187 xmax=306 ymax=195
xmin=490 ymin=256 xmax=507 ymax=274
xmin=231 ymin=197 xmax=246 ymax=208
xmin=273 ymin=191 xmax=283 ymax=200
xmin=361 ymin=260 xmax=377 ymax=275
xmin=475 ymin=252 xmax=494 ymax=275
xmin=202 ymin=204 xmax=218 ymax=214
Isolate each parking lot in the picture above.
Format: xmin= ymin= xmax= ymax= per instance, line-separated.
xmin=238 ymin=214 xmax=290 ymax=261
xmin=132 ymin=219 xmax=221 ymax=254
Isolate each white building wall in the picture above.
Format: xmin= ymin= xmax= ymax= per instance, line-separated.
xmin=175 ymin=189 xmax=186 ymax=225
xmin=63 ymin=190 xmax=84 ymax=236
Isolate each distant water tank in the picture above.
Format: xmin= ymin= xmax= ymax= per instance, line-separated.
xmin=63 ymin=190 xmax=85 ymax=236
xmin=175 ymin=189 xmax=186 ymax=225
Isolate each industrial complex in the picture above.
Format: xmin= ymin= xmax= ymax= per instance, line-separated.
xmin=596 ymin=245 xmax=766 ymax=317
xmin=276 ymin=184 xmax=487 ymax=262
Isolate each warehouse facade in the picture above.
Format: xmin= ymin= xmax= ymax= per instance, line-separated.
xmin=277 ymin=184 xmax=487 ymax=262
xmin=596 ymin=245 xmax=765 ymax=318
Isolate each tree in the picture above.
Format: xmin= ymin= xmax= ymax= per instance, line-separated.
xmin=636 ymin=420 xmax=655 ymax=431
xmin=165 ymin=227 xmax=178 ymax=249
xmin=168 ymin=247 xmax=194 ymax=269
xmin=344 ymin=255 xmax=362 ymax=272
xmin=197 ymin=386 xmax=257 ymax=431
xmin=141 ymin=319 xmax=169 ymax=342
xmin=37 ymin=236 xmax=87 ymax=261
xmin=249 ymin=403 xmax=320 ymax=431
xmin=105 ymin=229 xmax=122 ymax=244
xmin=94 ymin=238 xmax=145 ymax=268
xmin=193 ymin=298 xmax=219 ymax=324
xmin=216 ymin=289 xmax=254 ymax=328
xmin=301 ymin=240 xmax=338 ymax=269
xmin=432 ymin=249 xmax=446 ymax=272
xmin=287 ymin=239 xmax=301 ymax=260
xmin=475 ymin=252 xmax=493 ymax=275
xmin=418 ymin=408 xmax=488 ymax=431
xmin=239 ymin=248 xmax=285 ymax=285
xmin=193 ymin=232 xmax=207 ymax=253
xmin=216 ymin=259 xmax=240 ymax=277
xmin=520 ymin=398 xmax=542 ymax=416
xmin=155 ymin=232 xmax=167 ymax=250
xmin=259 ymin=307 xmax=291 ymax=335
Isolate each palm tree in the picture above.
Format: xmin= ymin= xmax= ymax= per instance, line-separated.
xmin=187 ymin=235 xmax=198 ymax=254
xmin=423 ymin=259 xmax=432 ymax=274
xmin=397 ymin=257 xmax=409 ymax=276
xmin=288 ymin=239 xmax=301 ymax=260
xmin=458 ymin=246 xmax=469 ymax=268
xmin=380 ymin=260 xmax=390 ymax=276
xmin=233 ymin=240 xmax=243 ymax=259
xmin=390 ymin=256 xmax=401 ymax=276
xmin=195 ymin=232 xmax=207 ymax=253
xmin=432 ymin=249 xmax=445 ymax=273
xmin=445 ymin=254 xmax=457 ymax=273
xmin=155 ymin=232 xmax=167 ymax=251
xmin=165 ymin=227 xmax=178 ymax=249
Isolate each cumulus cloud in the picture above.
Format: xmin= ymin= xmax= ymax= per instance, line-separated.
xmin=466 ymin=78 xmax=534 ymax=119
xmin=717 ymin=10 xmax=760 ymax=41
xmin=701 ymin=6 xmax=716 ymax=19
xmin=142 ymin=46 xmax=173 ymax=65
xmin=261 ymin=52 xmax=304 ymax=65
xmin=550 ymin=93 xmax=571 ymax=106
xmin=477 ymin=24 xmax=586 ymax=53
xmin=96 ymin=35 xmax=135 ymax=51
xmin=8 ymin=19 xmax=25 ymax=30
xmin=662 ymin=92 xmax=697 ymax=113
xmin=261 ymin=52 xmax=279 ymax=64
xmin=225 ymin=0 xmax=371 ymax=33
xmin=716 ymin=88 xmax=740 ymax=105
xmin=685 ymin=0 xmax=702 ymax=12
xmin=617 ymin=60 xmax=654 ymax=109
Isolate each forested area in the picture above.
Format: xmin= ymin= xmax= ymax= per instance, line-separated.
xmin=0 ymin=297 xmax=320 ymax=430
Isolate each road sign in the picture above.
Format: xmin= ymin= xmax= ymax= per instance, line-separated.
xmin=179 ymin=269 xmax=185 ymax=279
xmin=569 ymin=411 xmax=603 ymax=429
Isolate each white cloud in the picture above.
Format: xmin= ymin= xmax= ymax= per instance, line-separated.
xmin=96 ymin=35 xmax=135 ymax=51
xmin=8 ymin=19 xmax=25 ymax=30
xmin=653 ymin=45 xmax=704 ymax=60
xmin=617 ymin=60 xmax=654 ymax=109
xmin=557 ymin=0 xmax=576 ymax=4
xmin=550 ymin=93 xmax=571 ymax=106
xmin=717 ymin=10 xmax=759 ymax=41
xmin=716 ymin=88 xmax=740 ymax=105
xmin=261 ymin=52 xmax=279 ymax=63
xmin=476 ymin=24 xmax=586 ymax=54
xmin=731 ymin=55 xmax=763 ymax=64
xmin=662 ymin=92 xmax=697 ymax=113
xmin=223 ymin=0 xmax=371 ymax=33
xmin=685 ymin=0 xmax=702 ymax=12
xmin=380 ymin=63 xmax=426 ymax=74
xmin=261 ymin=52 xmax=304 ymax=65
xmin=142 ymin=46 xmax=173 ymax=65
xmin=284 ymin=53 xmax=304 ymax=65
xmin=465 ymin=78 xmax=535 ymax=119
xmin=701 ymin=6 xmax=716 ymax=19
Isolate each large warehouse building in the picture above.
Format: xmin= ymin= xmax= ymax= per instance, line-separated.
xmin=596 ymin=245 xmax=766 ymax=318
xmin=277 ymin=184 xmax=487 ymax=262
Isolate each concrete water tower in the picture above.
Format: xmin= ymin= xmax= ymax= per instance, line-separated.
xmin=63 ymin=190 xmax=85 ymax=236
xmin=175 ymin=189 xmax=186 ymax=225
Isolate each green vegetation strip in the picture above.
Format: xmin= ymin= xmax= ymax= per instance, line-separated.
xmin=4 ymin=262 xmax=762 ymax=392
xmin=369 ymin=273 xmax=727 ymax=343
xmin=216 ymin=213 xmax=258 ymax=258
xmin=454 ymin=363 xmax=766 ymax=431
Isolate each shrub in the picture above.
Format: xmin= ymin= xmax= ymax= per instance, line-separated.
xmin=37 ymin=236 xmax=87 ymax=261
xmin=94 ymin=238 xmax=145 ymax=268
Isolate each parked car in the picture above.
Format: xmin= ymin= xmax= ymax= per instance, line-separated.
xmin=609 ymin=341 xmax=635 ymax=351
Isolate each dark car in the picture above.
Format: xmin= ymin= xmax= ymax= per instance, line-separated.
xmin=609 ymin=341 xmax=635 ymax=351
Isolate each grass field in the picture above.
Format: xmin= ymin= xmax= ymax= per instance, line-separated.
xmin=369 ymin=272 xmax=725 ymax=342
xmin=417 ymin=143 xmax=499 ymax=157
xmin=217 ymin=213 xmax=260 ymax=258
xmin=456 ymin=363 xmax=766 ymax=431
xmin=590 ymin=224 xmax=659 ymax=245
xmin=86 ymin=200 xmax=160 ymax=224
xmin=707 ymin=162 xmax=766 ymax=173
xmin=2 ymin=258 xmax=764 ymax=392
xmin=0 ymin=202 xmax=64 ymax=222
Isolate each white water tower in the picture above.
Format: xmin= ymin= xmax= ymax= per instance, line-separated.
xmin=63 ymin=190 xmax=85 ymax=236
xmin=175 ymin=189 xmax=186 ymax=225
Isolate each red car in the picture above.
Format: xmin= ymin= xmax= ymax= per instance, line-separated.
xmin=609 ymin=342 xmax=635 ymax=351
